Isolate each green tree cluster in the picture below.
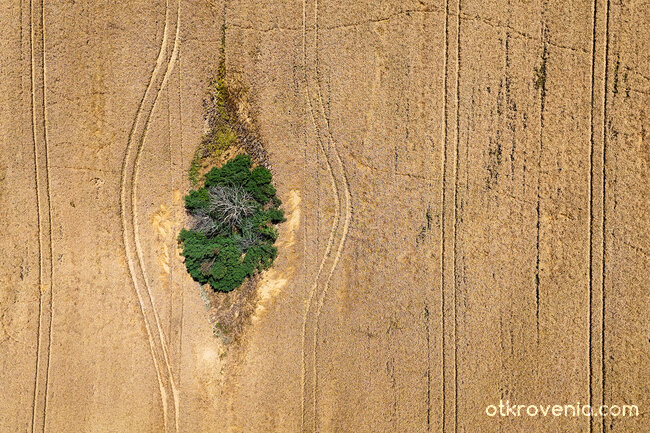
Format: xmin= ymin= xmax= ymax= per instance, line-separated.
xmin=179 ymin=154 xmax=284 ymax=292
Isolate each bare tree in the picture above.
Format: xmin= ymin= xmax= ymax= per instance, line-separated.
xmin=208 ymin=185 xmax=255 ymax=229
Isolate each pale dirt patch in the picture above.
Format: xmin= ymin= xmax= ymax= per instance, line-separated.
xmin=252 ymin=189 xmax=301 ymax=324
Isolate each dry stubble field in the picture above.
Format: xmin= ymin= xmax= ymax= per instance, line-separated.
xmin=0 ymin=0 xmax=648 ymax=432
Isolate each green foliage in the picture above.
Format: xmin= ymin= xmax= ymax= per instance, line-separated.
xmin=179 ymin=155 xmax=284 ymax=293
xmin=189 ymin=150 xmax=202 ymax=187
xmin=189 ymin=66 xmax=234 ymax=185
xmin=204 ymin=155 xmax=279 ymax=204
xmin=212 ymin=78 xmax=230 ymax=122
xmin=190 ymin=27 xmax=239 ymax=183
xmin=203 ymin=126 xmax=236 ymax=159
xmin=205 ymin=154 xmax=252 ymax=188
xmin=184 ymin=188 xmax=210 ymax=211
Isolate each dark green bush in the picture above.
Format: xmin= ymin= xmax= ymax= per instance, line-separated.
xmin=184 ymin=188 xmax=210 ymax=210
xmin=179 ymin=154 xmax=284 ymax=292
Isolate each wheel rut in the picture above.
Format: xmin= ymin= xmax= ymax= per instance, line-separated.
xmin=28 ymin=0 xmax=54 ymax=431
xmin=119 ymin=1 xmax=181 ymax=431
xmin=300 ymin=0 xmax=352 ymax=431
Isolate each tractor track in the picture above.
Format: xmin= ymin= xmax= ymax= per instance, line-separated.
xmin=300 ymin=0 xmax=353 ymax=431
xmin=28 ymin=0 xmax=54 ymax=431
xmin=119 ymin=1 xmax=181 ymax=431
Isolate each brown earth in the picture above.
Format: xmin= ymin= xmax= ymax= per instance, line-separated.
xmin=0 ymin=0 xmax=647 ymax=432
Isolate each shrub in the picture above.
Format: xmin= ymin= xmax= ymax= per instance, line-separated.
xmin=179 ymin=154 xmax=284 ymax=292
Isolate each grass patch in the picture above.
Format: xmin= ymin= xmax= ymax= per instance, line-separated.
xmin=187 ymin=23 xmax=238 ymax=185
xmin=203 ymin=126 xmax=237 ymax=160
xmin=188 ymin=77 xmax=235 ymax=185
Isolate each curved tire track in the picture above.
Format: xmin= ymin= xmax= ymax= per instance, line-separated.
xmin=300 ymin=0 xmax=352 ymax=431
xmin=29 ymin=0 xmax=54 ymax=431
xmin=119 ymin=1 xmax=181 ymax=431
